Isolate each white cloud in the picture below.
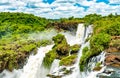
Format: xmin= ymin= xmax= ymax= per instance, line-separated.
xmin=79 ymin=0 xmax=95 ymax=6
xmin=0 ymin=0 xmax=120 ymax=19
xmin=109 ymin=0 xmax=120 ymax=4
xmin=90 ymin=2 xmax=120 ymax=15
xmin=35 ymin=3 xmax=50 ymax=8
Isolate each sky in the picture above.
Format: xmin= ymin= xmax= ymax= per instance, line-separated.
xmin=0 ymin=0 xmax=120 ymax=19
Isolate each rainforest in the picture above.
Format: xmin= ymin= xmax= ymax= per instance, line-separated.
xmin=0 ymin=12 xmax=119 ymax=78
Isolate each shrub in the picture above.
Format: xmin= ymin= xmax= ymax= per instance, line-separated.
xmin=59 ymin=55 xmax=77 ymax=66
xmin=55 ymin=43 xmax=70 ymax=56
xmin=43 ymin=34 xmax=71 ymax=67
xmin=18 ymin=44 xmax=36 ymax=53
xmin=80 ymin=33 xmax=111 ymax=71
xmin=52 ymin=34 xmax=67 ymax=45
xmin=43 ymin=50 xmax=57 ymax=68
xmin=102 ymin=23 xmax=120 ymax=36
xmin=0 ymin=50 xmax=18 ymax=71
xmin=70 ymin=44 xmax=80 ymax=54
xmin=79 ymin=50 xmax=92 ymax=71
xmin=82 ymin=46 xmax=89 ymax=55
xmin=90 ymin=33 xmax=111 ymax=53
xmin=53 ymin=34 xmax=70 ymax=57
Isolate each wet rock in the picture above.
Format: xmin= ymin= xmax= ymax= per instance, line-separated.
xmin=52 ymin=34 xmax=70 ymax=57
xmin=97 ymin=67 xmax=120 ymax=78
xmin=93 ymin=62 xmax=102 ymax=71
xmin=48 ymin=67 xmax=74 ymax=77
xmin=105 ymin=38 xmax=120 ymax=68
xmin=47 ymin=22 xmax=78 ymax=31
xmin=47 ymin=74 xmax=62 ymax=78
xmin=106 ymin=47 xmax=120 ymax=52
xmin=106 ymin=38 xmax=120 ymax=53
xmin=63 ymin=69 xmax=72 ymax=75
xmin=52 ymin=67 xmax=73 ymax=75
xmin=43 ymin=34 xmax=70 ymax=68
xmin=105 ymin=54 xmax=120 ymax=67
xmin=111 ymin=36 xmax=120 ymax=40
xmin=61 ymin=67 xmax=73 ymax=75
xmin=93 ymin=66 xmax=102 ymax=71
xmin=103 ymin=68 xmax=115 ymax=74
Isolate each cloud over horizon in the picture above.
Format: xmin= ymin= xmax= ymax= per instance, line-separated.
xmin=0 ymin=0 xmax=120 ymax=19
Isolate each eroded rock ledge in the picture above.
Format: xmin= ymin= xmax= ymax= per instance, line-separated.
xmin=98 ymin=37 xmax=120 ymax=78
xmin=105 ymin=37 xmax=120 ymax=67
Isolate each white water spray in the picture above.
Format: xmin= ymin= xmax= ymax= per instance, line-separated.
xmin=0 ymin=24 xmax=106 ymax=78
xmin=0 ymin=45 xmax=53 ymax=78
xmin=61 ymin=24 xmax=85 ymax=46
xmin=20 ymin=45 xmax=53 ymax=78
xmin=86 ymin=52 xmax=106 ymax=78
xmin=62 ymin=24 xmax=92 ymax=78
xmin=49 ymin=59 xmax=60 ymax=74
xmin=0 ymin=69 xmax=22 ymax=78
xmin=46 ymin=24 xmax=89 ymax=78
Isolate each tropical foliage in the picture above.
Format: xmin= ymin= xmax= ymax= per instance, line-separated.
xmin=79 ymin=13 xmax=120 ymax=71
xmin=0 ymin=12 xmax=52 ymax=72
xmin=0 ymin=12 xmax=120 ymax=72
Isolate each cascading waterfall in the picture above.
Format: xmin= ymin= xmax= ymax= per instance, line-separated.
xmin=49 ymin=59 xmax=60 ymax=74
xmin=61 ymin=24 xmax=85 ymax=46
xmin=62 ymin=24 xmax=87 ymax=78
xmin=77 ymin=25 xmax=106 ymax=78
xmin=0 ymin=23 xmax=106 ymax=78
xmin=20 ymin=45 xmax=53 ymax=78
xmin=76 ymin=24 xmax=93 ymax=63
xmin=62 ymin=24 xmax=93 ymax=78
xmin=0 ymin=45 xmax=53 ymax=78
xmin=85 ymin=52 xmax=106 ymax=78
xmin=0 ymin=69 xmax=22 ymax=78
xmin=46 ymin=24 xmax=92 ymax=78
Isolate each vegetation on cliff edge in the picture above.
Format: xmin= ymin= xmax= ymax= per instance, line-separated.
xmin=79 ymin=14 xmax=120 ymax=71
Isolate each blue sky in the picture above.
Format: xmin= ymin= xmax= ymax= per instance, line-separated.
xmin=0 ymin=0 xmax=120 ymax=19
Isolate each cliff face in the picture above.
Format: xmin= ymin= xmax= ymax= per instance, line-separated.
xmin=97 ymin=37 xmax=120 ymax=78
xmin=105 ymin=37 xmax=120 ymax=68
xmin=47 ymin=22 xmax=79 ymax=31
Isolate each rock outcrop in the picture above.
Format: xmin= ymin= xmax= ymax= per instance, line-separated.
xmin=105 ymin=38 xmax=120 ymax=68
xmin=47 ymin=22 xmax=78 ymax=31
xmin=43 ymin=34 xmax=80 ymax=68
xmin=105 ymin=53 xmax=120 ymax=67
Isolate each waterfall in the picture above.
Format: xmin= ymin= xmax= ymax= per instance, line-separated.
xmin=75 ymin=24 xmax=93 ymax=65
xmin=61 ymin=24 xmax=85 ymax=46
xmin=0 ymin=69 xmax=22 ymax=78
xmin=0 ymin=23 xmax=106 ymax=78
xmin=19 ymin=45 xmax=53 ymax=78
xmin=85 ymin=52 xmax=106 ymax=78
xmin=75 ymin=24 xmax=86 ymax=44
xmin=0 ymin=45 xmax=53 ymax=78
xmin=49 ymin=59 xmax=60 ymax=74
xmin=45 ymin=24 xmax=91 ymax=78
xmin=62 ymin=24 xmax=92 ymax=78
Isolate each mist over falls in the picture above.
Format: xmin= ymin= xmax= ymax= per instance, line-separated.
xmin=0 ymin=23 xmax=117 ymax=78
xmin=0 ymin=24 xmax=101 ymax=78
xmin=0 ymin=12 xmax=120 ymax=78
